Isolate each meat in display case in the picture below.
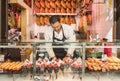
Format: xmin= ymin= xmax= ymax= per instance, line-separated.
xmin=31 ymin=43 xmax=84 ymax=81
xmin=0 ymin=42 xmax=120 ymax=81
xmin=0 ymin=43 xmax=33 ymax=75
xmin=0 ymin=42 xmax=84 ymax=81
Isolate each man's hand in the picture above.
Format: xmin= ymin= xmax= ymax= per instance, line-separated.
xmin=63 ymin=53 xmax=71 ymax=62
xmin=63 ymin=56 xmax=68 ymax=62
xmin=66 ymin=53 xmax=71 ymax=57
xmin=49 ymin=56 xmax=57 ymax=61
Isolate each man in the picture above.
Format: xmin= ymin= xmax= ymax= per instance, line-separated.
xmin=44 ymin=15 xmax=76 ymax=60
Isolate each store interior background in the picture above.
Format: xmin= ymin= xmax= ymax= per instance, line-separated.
xmin=0 ymin=0 xmax=117 ymax=43
xmin=1 ymin=1 xmax=120 ymax=81
xmin=25 ymin=0 xmax=114 ymax=42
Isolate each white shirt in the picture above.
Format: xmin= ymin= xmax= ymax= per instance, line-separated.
xmin=44 ymin=24 xmax=76 ymax=57
xmin=45 ymin=24 xmax=76 ymax=42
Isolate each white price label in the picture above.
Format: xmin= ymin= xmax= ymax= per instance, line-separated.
xmin=0 ymin=69 xmax=3 ymax=73
xmin=0 ymin=55 xmax=4 ymax=62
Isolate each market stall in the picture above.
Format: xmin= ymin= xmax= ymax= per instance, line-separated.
xmin=0 ymin=0 xmax=118 ymax=81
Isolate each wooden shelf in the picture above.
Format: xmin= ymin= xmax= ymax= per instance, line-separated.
xmin=8 ymin=0 xmax=31 ymax=9
xmin=8 ymin=0 xmax=33 ymax=41
xmin=35 ymin=13 xmax=77 ymax=16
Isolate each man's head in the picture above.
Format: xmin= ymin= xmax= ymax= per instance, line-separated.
xmin=49 ymin=15 xmax=61 ymax=32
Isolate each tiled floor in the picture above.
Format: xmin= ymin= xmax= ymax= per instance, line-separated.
xmin=0 ymin=71 xmax=120 ymax=81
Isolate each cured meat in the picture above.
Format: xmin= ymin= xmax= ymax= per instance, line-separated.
xmin=78 ymin=15 xmax=88 ymax=35
xmin=36 ymin=16 xmax=40 ymax=25
xmin=71 ymin=1 xmax=76 ymax=8
xmin=49 ymin=8 xmax=55 ymax=13
xmin=45 ymin=8 xmax=49 ymax=13
xmin=50 ymin=1 xmax=56 ymax=8
xmin=8 ymin=11 xmax=16 ymax=28
xmin=34 ymin=6 xmax=40 ymax=13
xmin=55 ymin=0 xmax=61 ymax=8
xmin=45 ymin=1 xmax=50 ymax=8
xmin=61 ymin=7 xmax=66 ymax=13
xmin=17 ymin=14 xmax=21 ymax=28
xmin=60 ymin=16 xmax=65 ymax=24
xmin=39 ymin=16 xmax=44 ymax=25
xmin=66 ymin=1 xmax=71 ymax=8
xmin=61 ymin=0 xmax=66 ymax=8
xmin=35 ymin=0 xmax=40 ymax=8
xmin=85 ymin=0 xmax=90 ymax=4
xmin=66 ymin=8 xmax=71 ymax=13
xmin=70 ymin=16 xmax=76 ymax=24
xmin=39 ymin=7 xmax=45 ymax=13
xmin=87 ymin=13 xmax=92 ymax=25
xmin=65 ymin=16 xmax=70 ymax=25
xmin=44 ymin=16 xmax=50 ymax=25
xmin=40 ymin=0 xmax=45 ymax=8
xmin=56 ymin=7 xmax=61 ymax=13
xmin=71 ymin=8 xmax=75 ymax=13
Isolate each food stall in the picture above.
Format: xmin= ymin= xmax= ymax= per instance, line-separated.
xmin=1 ymin=0 xmax=120 ymax=81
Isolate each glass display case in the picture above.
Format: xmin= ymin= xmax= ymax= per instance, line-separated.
xmin=83 ymin=42 xmax=120 ymax=81
xmin=0 ymin=42 xmax=120 ymax=81
xmin=0 ymin=42 xmax=33 ymax=81
xmin=33 ymin=42 xmax=84 ymax=81
xmin=0 ymin=42 xmax=84 ymax=81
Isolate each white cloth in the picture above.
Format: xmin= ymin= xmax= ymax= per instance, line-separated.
xmin=44 ymin=24 xmax=76 ymax=57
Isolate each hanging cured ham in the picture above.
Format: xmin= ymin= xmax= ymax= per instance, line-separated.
xmin=65 ymin=16 xmax=70 ymax=25
xmin=87 ymin=13 xmax=92 ymax=25
xmin=60 ymin=16 xmax=65 ymax=24
xmin=71 ymin=8 xmax=75 ymax=13
xmin=85 ymin=0 xmax=90 ymax=4
xmin=70 ymin=16 xmax=76 ymax=24
xmin=39 ymin=16 xmax=44 ymax=25
xmin=50 ymin=1 xmax=56 ymax=9
xmin=66 ymin=8 xmax=71 ymax=13
xmin=44 ymin=16 xmax=49 ymax=25
xmin=66 ymin=1 xmax=71 ymax=8
xmin=40 ymin=0 xmax=45 ymax=8
xmin=61 ymin=7 xmax=66 ymax=13
xmin=78 ymin=15 xmax=88 ymax=39
xmin=71 ymin=1 xmax=76 ymax=8
xmin=17 ymin=15 xmax=21 ymax=28
xmin=39 ymin=7 xmax=45 ymax=13
xmin=56 ymin=7 xmax=61 ymax=13
xmin=45 ymin=8 xmax=49 ymax=13
xmin=8 ymin=11 xmax=16 ymax=28
xmin=55 ymin=0 xmax=61 ymax=8
xmin=45 ymin=1 xmax=50 ymax=8
xmin=35 ymin=0 xmax=40 ymax=8
xmin=82 ymin=15 xmax=87 ymax=34
xmin=49 ymin=8 xmax=55 ymax=13
xmin=36 ymin=16 xmax=40 ymax=25
xmin=34 ymin=6 xmax=40 ymax=13
xmin=61 ymin=0 xmax=66 ymax=9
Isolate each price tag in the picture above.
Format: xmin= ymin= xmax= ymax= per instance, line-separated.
xmin=0 ymin=69 xmax=3 ymax=73
xmin=0 ymin=55 xmax=4 ymax=62
xmin=39 ymin=53 xmax=44 ymax=57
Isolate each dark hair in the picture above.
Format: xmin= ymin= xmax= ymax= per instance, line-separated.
xmin=49 ymin=15 xmax=60 ymax=24
xmin=103 ymin=38 xmax=108 ymax=41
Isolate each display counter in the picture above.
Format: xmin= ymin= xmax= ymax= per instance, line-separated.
xmin=0 ymin=42 xmax=120 ymax=81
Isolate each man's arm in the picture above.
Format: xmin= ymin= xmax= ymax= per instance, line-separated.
xmin=44 ymin=30 xmax=55 ymax=58
xmin=66 ymin=27 xmax=76 ymax=57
